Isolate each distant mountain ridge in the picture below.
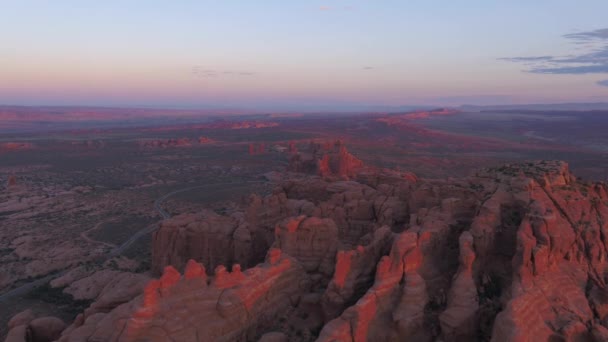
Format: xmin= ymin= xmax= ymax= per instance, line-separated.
xmin=459 ymin=102 xmax=608 ymax=112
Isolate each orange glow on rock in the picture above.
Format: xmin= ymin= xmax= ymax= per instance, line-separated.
xmin=333 ymin=250 xmax=354 ymax=289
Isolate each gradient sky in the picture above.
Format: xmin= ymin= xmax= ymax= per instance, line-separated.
xmin=1 ymin=1 xmax=608 ymax=110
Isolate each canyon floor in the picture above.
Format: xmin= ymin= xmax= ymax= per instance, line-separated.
xmin=1 ymin=107 xmax=608 ymax=341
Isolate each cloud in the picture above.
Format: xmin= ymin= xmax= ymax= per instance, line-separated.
xmin=531 ymin=64 xmax=608 ymax=74
xmin=501 ymin=28 xmax=608 ymax=77
xmin=564 ymin=28 xmax=608 ymax=41
xmin=191 ymin=66 xmax=255 ymax=78
xmin=362 ymin=66 xmax=374 ymax=70
xmin=598 ymin=80 xmax=608 ymax=87
xmin=319 ymin=6 xmax=331 ymax=11
xmin=191 ymin=67 xmax=217 ymax=77
xmin=498 ymin=56 xmax=554 ymax=62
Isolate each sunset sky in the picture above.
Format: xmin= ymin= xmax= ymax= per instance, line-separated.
xmin=2 ymin=1 xmax=608 ymax=110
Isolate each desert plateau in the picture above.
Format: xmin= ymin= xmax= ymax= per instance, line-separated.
xmin=3 ymin=2 xmax=608 ymax=341
xmin=1 ymin=105 xmax=608 ymax=341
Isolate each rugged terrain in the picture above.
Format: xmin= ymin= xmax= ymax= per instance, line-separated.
xmin=6 ymin=145 xmax=608 ymax=341
xmin=2 ymin=107 xmax=608 ymax=341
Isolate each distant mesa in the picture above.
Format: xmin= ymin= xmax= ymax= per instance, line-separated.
xmin=400 ymin=107 xmax=458 ymax=120
xmin=376 ymin=108 xmax=459 ymax=127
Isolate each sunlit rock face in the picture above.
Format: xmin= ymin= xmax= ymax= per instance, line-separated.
xmin=31 ymin=160 xmax=608 ymax=341
xmin=151 ymin=210 xmax=254 ymax=275
xmin=288 ymin=140 xmax=363 ymax=179
xmin=317 ymin=161 xmax=608 ymax=342
xmin=56 ymin=252 xmax=308 ymax=342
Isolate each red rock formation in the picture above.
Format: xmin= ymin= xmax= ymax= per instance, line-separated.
xmin=374 ymin=108 xmax=459 ymax=129
xmin=31 ymin=160 xmax=608 ymax=341
xmin=248 ymin=142 xmax=267 ymax=155
xmin=321 ymin=227 xmax=393 ymax=320
xmin=273 ymin=216 xmax=338 ymax=281
xmin=57 ymin=252 xmax=308 ymax=342
xmin=318 ymin=231 xmax=422 ymax=341
xmin=316 ymin=161 xmax=608 ymax=341
xmin=152 ymin=210 xmax=256 ymax=275
xmin=439 ymin=231 xmax=479 ymax=340
xmin=289 ymin=140 xmax=363 ymax=179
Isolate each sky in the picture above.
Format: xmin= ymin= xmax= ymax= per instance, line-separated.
xmin=1 ymin=0 xmax=608 ymax=110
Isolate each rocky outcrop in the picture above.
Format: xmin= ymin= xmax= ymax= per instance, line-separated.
xmin=321 ymin=227 xmax=393 ymax=320
xmin=273 ymin=216 xmax=338 ymax=283
xmin=82 ymin=272 xmax=151 ymax=317
xmin=152 ymin=210 xmax=254 ymax=275
xmin=487 ymin=162 xmax=607 ymax=341
xmin=22 ymin=160 xmax=608 ymax=341
xmin=5 ymin=313 xmax=65 ymax=342
xmin=63 ymin=270 xmax=125 ymax=301
xmin=28 ymin=317 xmax=67 ymax=342
xmin=57 ymin=250 xmax=308 ymax=342
xmin=289 ymin=140 xmax=363 ymax=179
xmin=316 ymin=161 xmax=608 ymax=341
xmin=439 ymin=231 xmax=479 ymax=340
xmin=317 ymin=231 xmax=423 ymax=341
xmin=7 ymin=310 xmax=35 ymax=332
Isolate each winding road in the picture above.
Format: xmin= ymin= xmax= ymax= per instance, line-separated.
xmin=80 ymin=222 xmax=117 ymax=249
xmin=0 ymin=180 xmax=266 ymax=303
